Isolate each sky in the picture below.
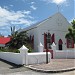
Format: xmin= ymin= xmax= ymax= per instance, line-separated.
xmin=0 ymin=0 xmax=74 ymax=36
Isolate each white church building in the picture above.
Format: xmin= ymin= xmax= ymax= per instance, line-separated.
xmin=20 ymin=12 xmax=74 ymax=52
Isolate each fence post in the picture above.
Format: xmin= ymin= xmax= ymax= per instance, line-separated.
xmin=18 ymin=45 xmax=29 ymax=65
xmin=51 ymin=42 xmax=56 ymax=59
xmin=51 ymin=42 xmax=56 ymax=50
xmin=38 ymin=42 xmax=44 ymax=52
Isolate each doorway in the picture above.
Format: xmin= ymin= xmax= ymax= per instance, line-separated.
xmin=58 ymin=39 xmax=63 ymax=50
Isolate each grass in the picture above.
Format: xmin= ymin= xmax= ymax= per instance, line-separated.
xmin=0 ymin=49 xmax=20 ymax=53
xmin=0 ymin=48 xmax=32 ymax=53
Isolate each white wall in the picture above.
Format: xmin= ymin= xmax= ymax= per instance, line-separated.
xmin=28 ymin=52 xmax=51 ymax=64
xmin=0 ymin=44 xmax=5 ymax=47
xmin=0 ymin=52 xmax=51 ymax=65
xmin=32 ymin=13 xmax=70 ymax=51
xmin=20 ymin=13 xmax=71 ymax=51
xmin=27 ymin=28 xmax=39 ymax=51
xmin=53 ymin=50 xmax=75 ymax=59
xmin=0 ymin=52 xmax=22 ymax=65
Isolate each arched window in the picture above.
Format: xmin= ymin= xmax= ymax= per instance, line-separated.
xmin=58 ymin=39 xmax=63 ymax=50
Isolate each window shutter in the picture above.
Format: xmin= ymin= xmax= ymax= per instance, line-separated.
xmin=32 ymin=35 xmax=34 ymax=49
xmin=52 ymin=33 xmax=55 ymax=43
xmin=72 ymin=39 xmax=74 ymax=48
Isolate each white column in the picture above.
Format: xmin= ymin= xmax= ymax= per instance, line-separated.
xmin=51 ymin=42 xmax=56 ymax=50
xmin=38 ymin=42 xmax=44 ymax=52
xmin=18 ymin=45 xmax=29 ymax=65
xmin=51 ymin=42 xmax=56 ymax=59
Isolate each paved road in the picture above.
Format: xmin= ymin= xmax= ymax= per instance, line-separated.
xmin=0 ymin=59 xmax=75 ymax=75
xmin=2 ymin=70 xmax=75 ymax=75
xmin=0 ymin=59 xmax=29 ymax=74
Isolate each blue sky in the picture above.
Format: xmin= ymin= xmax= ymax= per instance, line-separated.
xmin=0 ymin=0 xmax=74 ymax=36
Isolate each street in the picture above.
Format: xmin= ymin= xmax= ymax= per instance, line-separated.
xmin=2 ymin=70 xmax=75 ymax=75
xmin=0 ymin=59 xmax=75 ymax=75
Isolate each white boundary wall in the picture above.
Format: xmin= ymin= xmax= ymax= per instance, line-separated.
xmin=0 ymin=52 xmax=22 ymax=65
xmin=53 ymin=50 xmax=75 ymax=59
xmin=28 ymin=52 xmax=51 ymax=64
xmin=0 ymin=52 xmax=51 ymax=65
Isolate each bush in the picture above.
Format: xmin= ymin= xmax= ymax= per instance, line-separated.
xmin=0 ymin=49 xmax=20 ymax=53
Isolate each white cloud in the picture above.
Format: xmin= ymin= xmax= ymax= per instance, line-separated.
xmin=42 ymin=0 xmax=67 ymax=5
xmin=10 ymin=5 xmax=14 ymax=7
xmin=31 ymin=2 xmax=35 ymax=4
xmin=30 ymin=1 xmax=37 ymax=10
xmin=30 ymin=5 xmax=37 ymax=10
xmin=0 ymin=6 xmax=37 ymax=36
xmin=3 ymin=6 xmax=9 ymax=9
xmin=0 ymin=6 xmax=35 ymax=27
xmin=52 ymin=0 xmax=66 ymax=4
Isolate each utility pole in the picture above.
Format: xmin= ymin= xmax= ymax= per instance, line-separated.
xmin=46 ymin=32 xmax=49 ymax=64
xmin=46 ymin=48 xmax=48 ymax=64
xmin=42 ymin=33 xmax=48 ymax=64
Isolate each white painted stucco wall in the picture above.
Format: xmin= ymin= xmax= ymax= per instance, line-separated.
xmin=0 ymin=52 xmax=22 ymax=65
xmin=27 ymin=28 xmax=39 ymax=51
xmin=21 ymin=12 xmax=71 ymax=51
xmin=37 ymin=13 xmax=70 ymax=50
xmin=0 ymin=52 xmax=51 ymax=65
xmin=53 ymin=50 xmax=75 ymax=59
xmin=28 ymin=52 xmax=51 ymax=64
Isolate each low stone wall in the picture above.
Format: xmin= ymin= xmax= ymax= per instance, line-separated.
xmin=53 ymin=50 xmax=75 ymax=59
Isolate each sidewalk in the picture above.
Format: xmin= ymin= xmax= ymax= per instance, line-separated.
xmin=27 ymin=59 xmax=75 ymax=73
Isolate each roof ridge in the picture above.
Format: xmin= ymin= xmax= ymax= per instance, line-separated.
xmin=20 ymin=12 xmax=66 ymax=32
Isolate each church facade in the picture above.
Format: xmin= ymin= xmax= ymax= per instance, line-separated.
xmin=20 ymin=12 xmax=74 ymax=52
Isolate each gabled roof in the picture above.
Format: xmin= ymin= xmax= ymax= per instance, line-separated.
xmin=0 ymin=37 xmax=11 ymax=44
xmin=19 ymin=12 xmax=69 ymax=32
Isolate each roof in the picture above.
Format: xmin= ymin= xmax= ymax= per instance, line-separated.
xmin=0 ymin=37 xmax=11 ymax=44
xmin=19 ymin=12 xmax=68 ymax=32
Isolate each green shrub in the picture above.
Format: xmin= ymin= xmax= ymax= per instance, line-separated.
xmin=0 ymin=49 xmax=20 ymax=53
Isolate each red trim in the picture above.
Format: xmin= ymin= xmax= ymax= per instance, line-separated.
xmin=32 ymin=35 xmax=34 ymax=49
xmin=44 ymin=33 xmax=47 ymax=49
xmin=67 ymin=39 xmax=69 ymax=48
xmin=52 ymin=33 xmax=55 ymax=43
xmin=72 ymin=39 xmax=74 ymax=48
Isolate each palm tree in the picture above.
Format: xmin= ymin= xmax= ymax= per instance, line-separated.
xmin=71 ymin=19 xmax=75 ymax=29
xmin=65 ymin=28 xmax=74 ymax=39
xmin=8 ymin=30 xmax=29 ymax=49
xmin=65 ymin=19 xmax=75 ymax=42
